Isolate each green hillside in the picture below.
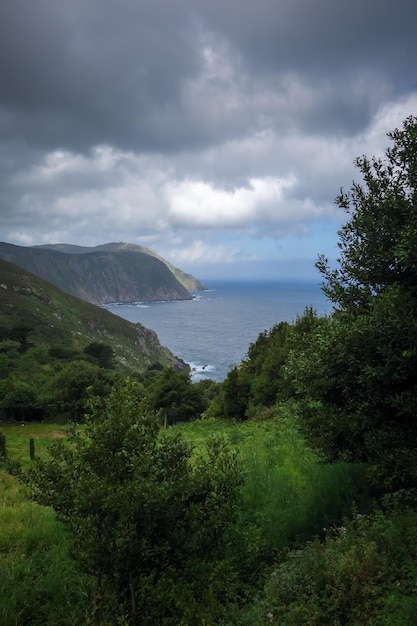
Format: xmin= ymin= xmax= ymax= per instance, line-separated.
xmin=0 ymin=258 xmax=185 ymax=373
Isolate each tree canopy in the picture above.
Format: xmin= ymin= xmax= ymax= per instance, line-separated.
xmin=317 ymin=115 xmax=417 ymax=310
xmin=291 ymin=116 xmax=417 ymax=492
xmin=25 ymin=380 xmax=243 ymax=624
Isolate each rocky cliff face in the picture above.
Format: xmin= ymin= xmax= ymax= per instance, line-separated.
xmin=0 ymin=242 xmax=200 ymax=304
xmin=63 ymin=250 xmax=192 ymax=303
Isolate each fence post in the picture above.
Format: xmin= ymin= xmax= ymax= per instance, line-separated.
xmin=0 ymin=432 xmax=6 ymax=459
xmin=29 ymin=437 xmax=35 ymax=461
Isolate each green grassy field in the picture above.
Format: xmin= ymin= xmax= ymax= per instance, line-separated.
xmin=173 ymin=414 xmax=368 ymax=549
xmin=0 ymin=415 xmax=368 ymax=624
xmin=0 ymin=469 xmax=90 ymax=625
xmin=0 ymin=423 xmax=66 ymax=468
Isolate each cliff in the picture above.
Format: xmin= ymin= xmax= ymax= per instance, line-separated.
xmin=38 ymin=242 xmax=206 ymax=292
xmin=0 ymin=242 xmax=203 ymax=304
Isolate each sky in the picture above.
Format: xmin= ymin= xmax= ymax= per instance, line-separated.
xmin=1 ymin=0 xmax=417 ymax=281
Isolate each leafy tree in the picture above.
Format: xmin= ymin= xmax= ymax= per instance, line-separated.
xmin=9 ymin=325 xmax=34 ymax=352
xmin=221 ymin=365 xmax=251 ymax=420
xmin=194 ymin=378 xmax=222 ymax=406
xmin=214 ymin=322 xmax=290 ymax=420
xmin=296 ymin=116 xmax=417 ymax=491
xmin=247 ymin=321 xmax=291 ymax=407
xmin=282 ymin=308 xmax=334 ymax=402
xmin=47 ymin=360 xmax=113 ymax=421
xmin=83 ymin=341 xmax=115 ymax=369
xmin=0 ymin=379 xmax=39 ymax=421
xmin=48 ymin=345 xmax=79 ymax=360
xmin=146 ymin=368 xmax=205 ymax=424
xmin=317 ymin=115 xmax=417 ymax=310
xmin=25 ymin=380 xmax=243 ymax=624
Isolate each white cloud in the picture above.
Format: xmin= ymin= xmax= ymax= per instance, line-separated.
xmin=166 ymin=176 xmax=296 ymax=227
xmin=163 ymin=240 xmax=247 ymax=265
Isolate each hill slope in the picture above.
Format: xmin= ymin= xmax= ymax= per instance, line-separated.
xmin=0 ymin=242 xmax=199 ymax=304
xmin=38 ymin=242 xmax=206 ymax=292
xmin=0 ymin=258 xmax=187 ymax=373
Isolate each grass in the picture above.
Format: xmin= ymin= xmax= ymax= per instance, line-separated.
xmin=0 ymin=414 xmax=370 ymax=624
xmin=174 ymin=411 xmax=369 ymax=551
xmin=0 ymin=422 xmax=66 ymax=469
xmin=0 ymin=469 xmax=91 ymax=626
xmin=0 ymin=423 xmax=91 ymax=624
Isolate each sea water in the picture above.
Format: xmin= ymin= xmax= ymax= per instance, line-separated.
xmin=105 ymin=280 xmax=331 ymax=382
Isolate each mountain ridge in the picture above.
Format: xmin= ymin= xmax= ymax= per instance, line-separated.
xmin=36 ymin=242 xmax=206 ymax=292
xmin=0 ymin=241 xmax=204 ymax=305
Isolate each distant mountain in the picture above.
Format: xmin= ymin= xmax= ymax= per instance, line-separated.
xmin=38 ymin=242 xmax=206 ymax=292
xmin=0 ymin=258 xmax=187 ymax=373
xmin=0 ymin=242 xmax=204 ymax=305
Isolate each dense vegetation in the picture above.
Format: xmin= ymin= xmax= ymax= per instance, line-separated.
xmin=2 ymin=116 xmax=417 ymax=624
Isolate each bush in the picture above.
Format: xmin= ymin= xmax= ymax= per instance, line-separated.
xmin=247 ymin=506 xmax=417 ymax=625
xmin=24 ymin=380 xmax=243 ymax=624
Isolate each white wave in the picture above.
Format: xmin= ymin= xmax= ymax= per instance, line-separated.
xmin=105 ymin=302 xmax=149 ymax=308
xmin=189 ymin=362 xmax=216 ymax=381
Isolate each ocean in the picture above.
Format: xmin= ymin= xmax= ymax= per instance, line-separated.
xmin=105 ymin=280 xmax=331 ymax=382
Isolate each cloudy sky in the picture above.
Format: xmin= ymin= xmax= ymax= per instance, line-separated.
xmin=1 ymin=0 xmax=417 ymax=280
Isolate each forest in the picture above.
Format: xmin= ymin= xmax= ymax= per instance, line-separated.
xmin=1 ymin=116 xmax=417 ymax=624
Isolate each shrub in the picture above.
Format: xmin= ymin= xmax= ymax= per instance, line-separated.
xmin=24 ymin=380 xmax=243 ymax=624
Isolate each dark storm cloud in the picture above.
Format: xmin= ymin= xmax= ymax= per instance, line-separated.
xmin=200 ymin=0 xmax=417 ymax=135
xmin=0 ymin=0 xmax=202 ymax=151
xmin=2 ymin=0 xmax=416 ymax=154
xmin=202 ymin=0 xmax=417 ymax=82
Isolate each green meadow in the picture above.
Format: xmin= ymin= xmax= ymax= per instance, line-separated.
xmin=0 ymin=414 xmax=368 ymax=625
xmin=0 ymin=460 xmax=90 ymax=625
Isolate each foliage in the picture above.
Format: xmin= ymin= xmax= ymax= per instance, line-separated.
xmin=45 ymin=360 xmax=114 ymax=421
xmin=213 ymin=321 xmax=291 ymax=421
xmin=24 ymin=381 xmax=243 ymax=624
xmin=8 ymin=324 xmax=34 ymax=353
xmin=281 ymin=308 xmax=332 ymax=401
xmin=285 ymin=116 xmax=417 ymax=492
xmin=221 ymin=365 xmax=252 ymax=420
xmin=247 ymin=506 xmax=417 ymax=625
xmin=0 ymin=378 xmax=40 ymax=421
xmin=83 ymin=341 xmax=115 ymax=369
xmin=245 ymin=321 xmax=291 ymax=406
xmin=146 ymin=367 xmax=205 ymax=424
xmin=317 ymin=115 xmax=417 ymax=310
xmin=193 ymin=377 xmax=222 ymax=406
